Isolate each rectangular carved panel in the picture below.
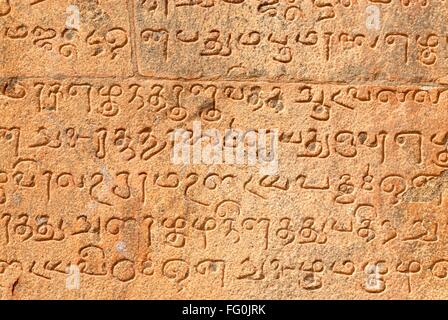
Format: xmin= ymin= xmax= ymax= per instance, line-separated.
xmin=0 ymin=0 xmax=133 ymax=77
xmin=134 ymin=0 xmax=448 ymax=82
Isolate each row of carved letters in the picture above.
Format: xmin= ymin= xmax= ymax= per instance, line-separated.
xmin=2 ymin=82 xmax=446 ymax=119
xmin=2 ymin=25 xmax=129 ymax=61
xmin=1 ymin=23 xmax=446 ymax=66
xmin=0 ymin=165 xmax=447 ymax=205
xmin=140 ymin=29 xmax=444 ymax=65
xmin=0 ymin=209 xmax=445 ymax=246
xmin=1 ymin=0 xmax=443 ymax=23
xmin=3 ymin=253 xmax=448 ymax=293
xmin=1 ymin=127 xmax=448 ymax=167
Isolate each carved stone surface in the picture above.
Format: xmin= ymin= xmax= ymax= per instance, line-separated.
xmin=1 ymin=0 xmax=448 ymax=299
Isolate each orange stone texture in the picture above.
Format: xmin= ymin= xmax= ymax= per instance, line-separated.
xmin=0 ymin=0 xmax=448 ymax=299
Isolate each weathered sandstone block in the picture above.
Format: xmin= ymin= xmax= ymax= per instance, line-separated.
xmin=0 ymin=0 xmax=448 ymax=299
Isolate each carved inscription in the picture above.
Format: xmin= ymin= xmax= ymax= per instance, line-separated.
xmin=0 ymin=0 xmax=447 ymax=299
